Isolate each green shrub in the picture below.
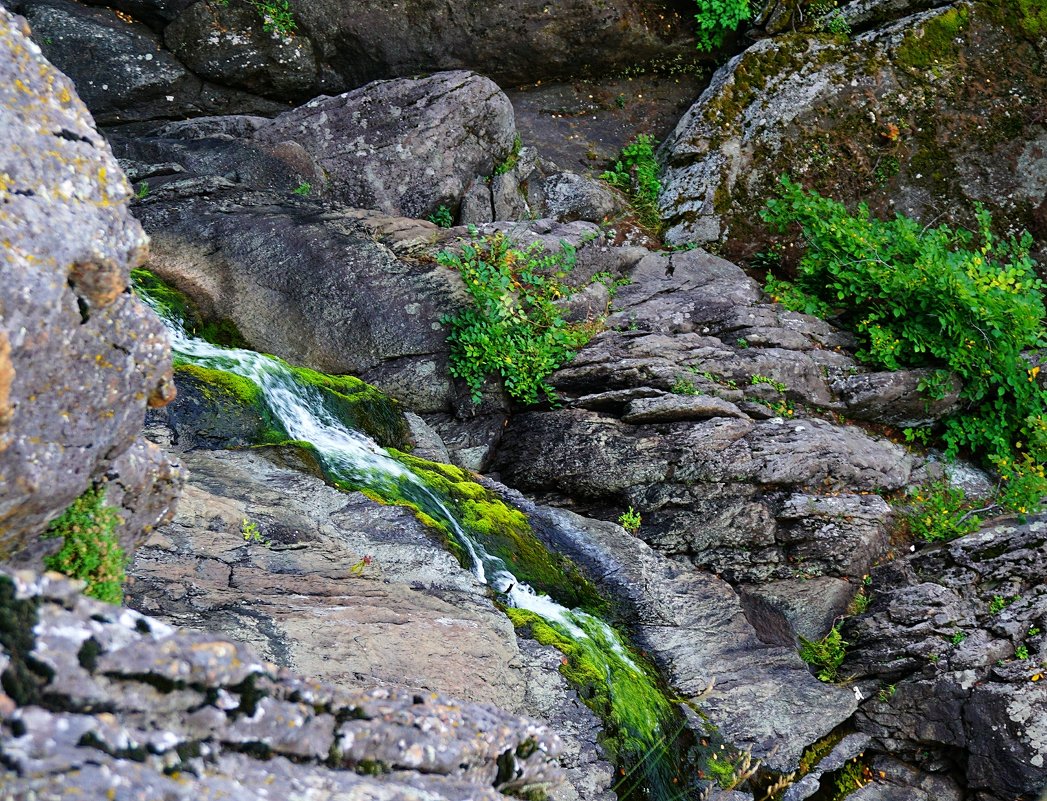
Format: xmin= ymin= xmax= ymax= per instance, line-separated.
xmin=906 ymin=481 xmax=982 ymax=543
xmin=618 ymin=507 xmax=642 ymax=533
xmin=601 ymin=134 xmax=662 ymax=230
xmin=250 ymin=0 xmax=296 ymax=35
xmin=693 ymin=0 xmax=752 ymax=51
xmin=799 ymin=625 xmax=847 ymax=682
xmin=763 ymin=176 xmax=1047 ymax=515
xmin=427 ymin=205 xmax=454 ymax=228
xmin=42 ymin=486 xmax=125 ymax=604
xmin=438 ymin=233 xmax=595 ymax=404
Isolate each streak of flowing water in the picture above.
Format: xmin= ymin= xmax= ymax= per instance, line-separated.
xmin=140 ymin=281 xmax=690 ymax=799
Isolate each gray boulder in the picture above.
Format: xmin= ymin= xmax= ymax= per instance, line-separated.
xmin=659 ymin=4 xmax=1047 ymax=266
xmin=18 ymin=0 xmax=284 ymax=124
xmin=0 ymin=5 xmax=180 ymax=564
xmin=251 ymin=71 xmax=517 ymax=219
xmin=0 ymin=569 xmax=566 ymax=800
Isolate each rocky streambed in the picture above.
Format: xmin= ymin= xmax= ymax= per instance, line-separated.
xmin=1 ymin=0 xmax=1046 ymax=800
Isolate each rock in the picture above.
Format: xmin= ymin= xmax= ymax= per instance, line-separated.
xmin=659 ymin=4 xmax=1047 ymax=266
xmin=831 ymin=369 xmax=962 ymax=428
xmin=486 ymin=480 xmax=859 ymax=772
xmin=741 ymin=576 xmax=856 ymax=642
xmin=0 ymin=569 xmax=565 ymax=800
xmin=133 ymin=185 xmax=466 ymax=414
xmin=0 ymin=5 xmax=180 ymax=564
xmin=18 ymin=0 xmax=284 ymax=124
xmin=621 ymin=394 xmax=748 ymax=423
xmin=163 ymin=1 xmax=319 ymax=99
xmin=125 ymin=445 xmax=614 ymax=800
xmin=842 ymin=518 xmax=1047 ymax=799
xmin=534 ymin=172 xmax=626 ymax=224
xmin=251 ymin=71 xmax=517 ymax=219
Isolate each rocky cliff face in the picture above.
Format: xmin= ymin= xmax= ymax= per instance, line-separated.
xmin=0 ymin=5 xmax=180 ymax=565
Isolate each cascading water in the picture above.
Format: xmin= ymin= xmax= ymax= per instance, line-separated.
xmin=138 ymin=278 xmax=696 ymax=801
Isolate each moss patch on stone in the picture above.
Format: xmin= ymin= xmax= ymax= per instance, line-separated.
xmin=131 ymin=269 xmax=248 ymax=349
xmin=41 ymin=486 xmax=125 ymax=605
xmin=172 ymin=363 xmax=288 ymax=447
xmin=287 ymin=365 xmax=411 ymax=450
xmin=388 ymin=450 xmax=610 ymax=616
xmin=895 ymin=6 xmax=969 ymax=72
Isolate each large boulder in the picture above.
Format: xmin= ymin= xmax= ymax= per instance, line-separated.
xmin=16 ymin=0 xmax=285 ymax=124
xmin=0 ymin=569 xmax=566 ymax=800
xmin=0 ymin=6 xmax=180 ymax=564
xmin=659 ymin=2 xmax=1047 ymax=265
xmin=251 ymin=71 xmax=517 ymax=219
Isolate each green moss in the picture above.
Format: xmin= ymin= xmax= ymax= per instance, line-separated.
xmin=287 ymin=365 xmax=410 ymax=450
xmin=389 ymin=450 xmax=609 ymax=616
xmin=131 ymin=269 xmax=248 ymax=349
xmin=895 ymin=6 xmax=969 ymax=72
xmin=173 ymin=363 xmax=288 ymax=445
xmin=41 ymin=486 xmax=125 ymax=604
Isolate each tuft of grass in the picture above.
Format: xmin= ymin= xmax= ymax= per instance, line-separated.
xmin=42 ymin=486 xmax=125 ymax=604
xmin=601 ymin=134 xmax=662 ymax=231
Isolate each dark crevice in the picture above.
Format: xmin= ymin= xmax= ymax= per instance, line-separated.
xmin=54 ymin=128 xmax=95 ymax=146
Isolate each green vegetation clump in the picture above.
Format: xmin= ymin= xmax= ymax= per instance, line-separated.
xmin=798 ymin=625 xmax=847 ymax=682
xmin=427 ymin=205 xmax=454 ymax=228
xmin=601 ymin=134 xmax=662 ymax=230
xmin=494 ymin=134 xmax=522 ymax=177
xmin=763 ymin=176 xmax=1047 ymax=521
xmin=895 ymin=5 xmax=969 ymax=71
xmin=905 ymin=481 xmax=983 ymax=543
xmin=618 ymin=507 xmax=642 ymax=533
xmin=250 ymin=0 xmax=296 ymax=35
xmin=693 ymin=0 xmax=751 ymax=52
xmin=438 ymin=233 xmax=596 ymax=405
xmin=42 ymin=486 xmax=125 ymax=604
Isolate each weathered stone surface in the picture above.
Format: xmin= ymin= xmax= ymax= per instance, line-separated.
xmin=831 ymin=369 xmax=962 ymax=428
xmin=842 ymin=519 xmax=1047 ymax=799
xmin=488 ymin=480 xmax=858 ymax=772
xmin=125 ymin=444 xmax=614 ymax=800
xmin=18 ymin=0 xmax=284 ymax=124
xmin=659 ymin=3 xmax=1047 ymax=266
xmin=621 ymin=393 xmax=748 ymax=423
xmin=163 ymin=1 xmax=318 ymax=99
xmin=0 ymin=570 xmax=565 ymax=800
xmin=0 ymin=5 xmax=179 ymax=564
xmin=252 ymin=71 xmax=516 ymax=219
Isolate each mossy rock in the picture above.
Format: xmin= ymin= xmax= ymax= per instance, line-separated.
xmin=132 ymin=269 xmax=248 ymax=349
xmin=164 ymin=363 xmax=288 ymax=450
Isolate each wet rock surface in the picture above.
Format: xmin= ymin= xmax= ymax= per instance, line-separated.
xmin=0 ymin=569 xmax=567 ymax=800
xmin=842 ymin=518 xmax=1047 ymax=799
xmin=0 ymin=5 xmax=180 ymax=563
xmin=125 ymin=439 xmax=615 ymax=801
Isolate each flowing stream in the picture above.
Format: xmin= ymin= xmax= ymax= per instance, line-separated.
xmin=139 ymin=280 xmax=693 ymax=800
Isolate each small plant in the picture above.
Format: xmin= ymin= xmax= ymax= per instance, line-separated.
xmin=692 ymin=0 xmax=751 ymax=52
xmin=427 ymin=205 xmax=454 ymax=228
xmin=989 ymin=594 xmax=1020 ymax=614
xmin=950 ymin=630 xmax=967 ymax=646
xmin=903 ymin=427 xmax=931 ymax=446
xmin=736 ymin=337 xmax=749 ymax=349
xmin=494 ymin=134 xmax=522 ymax=177
xmin=671 ymin=376 xmax=701 ymax=395
xmin=906 ymin=482 xmax=982 ymax=543
xmin=848 ymin=589 xmax=871 ymax=615
xmin=877 ymin=684 xmax=896 ymax=702
xmin=1016 ymin=644 xmax=1030 ymax=660
xmin=750 ymin=374 xmax=788 ymax=393
xmin=768 ymin=398 xmax=795 ymax=417
xmin=832 ymin=759 xmax=870 ymax=796
xmin=799 ymin=625 xmax=847 ymax=682
xmin=618 ymin=507 xmax=642 ymax=534
xmin=813 ymin=7 xmax=851 ymax=36
xmin=438 ymin=233 xmax=594 ymax=404
xmin=241 ymin=518 xmax=267 ymax=544
xmin=42 ymin=485 xmax=125 ymax=604
xmin=928 ymin=652 xmax=940 ymax=663
xmin=250 ymin=0 xmax=296 ymax=35
xmin=1029 ymin=627 xmax=1042 ymax=637
xmin=292 ymin=181 xmax=312 ymax=196
xmin=134 ymin=181 xmax=149 ymax=199
xmin=615 ymin=93 xmax=627 ymax=109
xmin=601 ymin=134 xmax=662 ymax=230
xmin=874 ymin=155 xmax=900 ymax=186
xmin=350 ymin=554 xmax=374 ymax=575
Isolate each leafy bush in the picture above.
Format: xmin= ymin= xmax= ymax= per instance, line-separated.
xmin=427 ymin=205 xmax=454 ymax=228
xmin=799 ymin=625 xmax=847 ymax=682
xmin=618 ymin=507 xmax=642 ymax=533
xmin=438 ymin=233 xmax=595 ymax=404
xmin=601 ymin=134 xmax=662 ymax=230
xmin=906 ymin=481 xmax=982 ymax=543
xmin=763 ymin=176 xmax=1047 ymax=516
xmin=250 ymin=0 xmax=296 ymax=35
xmin=693 ymin=0 xmax=752 ymax=51
xmin=42 ymin=486 xmax=125 ymax=604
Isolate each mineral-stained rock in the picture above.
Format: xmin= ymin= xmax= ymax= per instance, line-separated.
xmin=659 ymin=3 xmax=1047 ymax=266
xmin=251 ymin=71 xmax=517 ymax=219
xmin=0 ymin=5 xmax=180 ymax=564
xmin=0 ymin=569 xmax=566 ymax=800
xmin=842 ymin=519 xmax=1047 ymax=799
